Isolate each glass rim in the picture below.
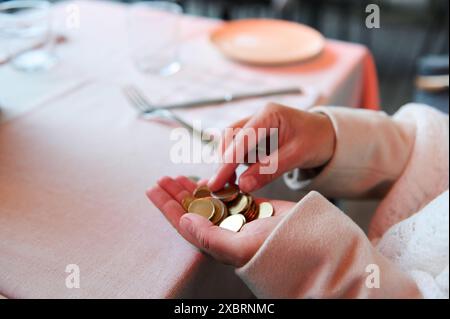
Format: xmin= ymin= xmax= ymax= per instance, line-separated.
xmin=0 ymin=0 xmax=50 ymax=12
xmin=129 ymin=1 xmax=182 ymax=13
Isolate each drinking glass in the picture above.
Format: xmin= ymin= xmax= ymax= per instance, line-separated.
xmin=0 ymin=0 xmax=56 ymax=72
xmin=127 ymin=1 xmax=182 ymax=76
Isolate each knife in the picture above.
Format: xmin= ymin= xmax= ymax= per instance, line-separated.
xmin=143 ymin=86 xmax=303 ymax=112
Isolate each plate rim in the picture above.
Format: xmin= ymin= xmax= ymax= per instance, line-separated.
xmin=210 ymin=18 xmax=326 ymax=66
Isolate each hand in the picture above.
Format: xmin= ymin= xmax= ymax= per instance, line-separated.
xmin=147 ymin=176 xmax=295 ymax=267
xmin=208 ymin=103 xmax=336 ymax=193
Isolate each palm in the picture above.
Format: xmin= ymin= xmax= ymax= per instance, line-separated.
xmin=147 ymin=176 xmax=295 ymax=267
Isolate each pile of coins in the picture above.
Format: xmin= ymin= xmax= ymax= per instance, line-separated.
xmin=182 ymin=184 xmax=274 ymax=232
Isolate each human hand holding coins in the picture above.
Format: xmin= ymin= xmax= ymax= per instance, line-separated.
xmin=147 ymin=176 xmax=295 ymax=267
xmin=184 ymin=183 xmax=274 ymax=232
xmin=208 ymin=103 xmax=336 ymax=193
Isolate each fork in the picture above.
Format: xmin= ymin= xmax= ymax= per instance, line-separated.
xmin=129 ymin=87 xmax=303 ymax=114
xmin=122 ymin=85 xmax=216 ymax=145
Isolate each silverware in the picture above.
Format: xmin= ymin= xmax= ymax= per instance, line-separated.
xmin=139 ymin=86 xmax=303 ymax=113
xmin=122 ymin=85 xmax=215 ymax=145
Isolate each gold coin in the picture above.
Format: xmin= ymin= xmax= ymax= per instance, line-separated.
xmin=257 ymin=202 xmax=274 ymax=219
xmin=244 ymin=199 xmax=258 ymax=222
xmin=211 ymin=183 xmax=239 ymax=202
xmin=210 ymin=198 xmax=227 ymax=225
xmin=219 ymin=214 xmax=246 ymax=232
xmin=242 ymin=194 xmax=253 ymax=215
xmin=182 ymin=196 xmax=194 ymax=212
xmin=188 ymin=198 xmax=215 ymax=220
xmin=228 ymin=194 xmax=248 ymax=215
xmin=193 ymin=185 xmax=211 ymax=198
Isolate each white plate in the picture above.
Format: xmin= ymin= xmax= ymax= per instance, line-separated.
xmin=210 ymin=19 xmax=325 ymax=66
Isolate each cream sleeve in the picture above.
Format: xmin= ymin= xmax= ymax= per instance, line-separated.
xmin=236 ymin=191 xmax=422 ymax=298
xmin=292 ymin=105 xmax=417 ymax=199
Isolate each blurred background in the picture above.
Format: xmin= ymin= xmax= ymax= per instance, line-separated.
xmin=2 ymin=0 xmax=447 ymax=113
xmin=51 ymin=0 xmax=450 ymax=114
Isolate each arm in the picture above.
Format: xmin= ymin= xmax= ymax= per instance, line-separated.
xmin=295 ymin=106 xmax=417 ymax=199
xmin=235 ymin=104 xmax=448 ymax=298
xmin=147 ymin=104 xmax=447 ymax=299
xmin=208 ymin=103 xmax=417 ymax=199
xmin=236 ymin=191 xmax=422 ymax=298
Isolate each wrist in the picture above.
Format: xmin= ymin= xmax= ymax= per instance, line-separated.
xmin=314 ymin=112 xmax=337 ymax=168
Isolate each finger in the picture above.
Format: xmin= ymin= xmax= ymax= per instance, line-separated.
xmin=200 ymin=174 xmax=235 ymax=188
xmin=175 ymin=175 xmax=197 ymax=193
xmin=197 ymin=178 xmax=209 ymax=186
xmin=253 ymin=198 xmax=293 ymax=216
xmin=218 ymin=126 xmax=234 ymax=159
xmin=158 ymin=176 xmax=192 ymax=204
xmin=212 ymin=118 xmax=255 ymax=190
xmin=230 ymin=117 xmax=250 ymax=130
xmin=209 ymin=111 xmax=273 ymax=191
xmin=228 ymin=171 xmax=237 ymax=184
xmin=239 ymin=213 xmax=282 ymax=233
xmin=229 ymin=107 xmax=275 ymax=160
xmin=208 ymin=163 xmax=240 ymax=192
xmin=146 ymin=185 xmax=185 ymax=228
xmin=218 ymin=117 xmax=249 ymax=157
xmin=179 ymin=213 xmax=242 ymax=266
xmin=269 ymin=200 xmax=296 ymax=216
xmin=238 ymin=151 xmax=285 ymax=192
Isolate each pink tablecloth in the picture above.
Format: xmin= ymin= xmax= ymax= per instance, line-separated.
xmin=0 ymin=0 xmax=379 ymax=298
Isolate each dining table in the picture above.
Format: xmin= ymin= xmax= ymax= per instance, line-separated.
xmin=0 ymin=0 xmax=380 ymax=298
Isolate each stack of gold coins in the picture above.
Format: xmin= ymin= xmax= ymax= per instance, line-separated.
xmin=182 ymin=183 xmax=274 ymax=232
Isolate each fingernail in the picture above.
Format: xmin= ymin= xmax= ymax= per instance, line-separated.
xmin=180 ymin=215 xmax=193 ymax=234
xmin=240 ymin=176 xmax=257 ymax=192
xmin=207 ymin=173 xmax=219 ymax=188
xmin=208 ymin=174 xmax=216 ymax=185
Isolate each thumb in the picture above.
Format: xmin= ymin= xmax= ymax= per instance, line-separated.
xmin=179 ymin=213 xmax=242 ymax=266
